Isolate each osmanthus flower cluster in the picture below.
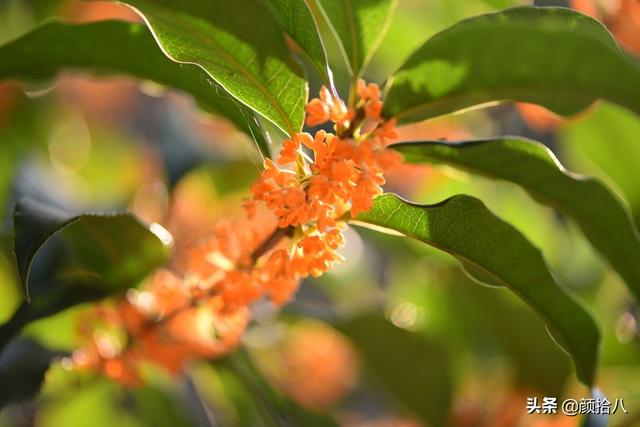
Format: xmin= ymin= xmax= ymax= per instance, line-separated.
xmin=67 ymin=81 xmax=402 ymax=385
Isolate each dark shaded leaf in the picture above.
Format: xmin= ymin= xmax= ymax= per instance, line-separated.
xmin=217 ymin=349 xmax=340 ymax=427
xmin=1 ymin=198 xmax=169 ymax=351
xmin=0 ymin=286 xmax=104 ymax=353
xmin=14 ymin=197 xmax=170 ymax=301
xmin=262 ymin=0 xmax=331 ymax=83
xmin=352 ymin=193 xmax=600 ymax=385
xmin=336 ymin=313 xmax=451 ymax=427
xmin=383 ymin=7 xmax=640 ymax=123
xmin=0 ymin=339 xmax=63 ymax=408
xmin=392 ymin=138 xmax=640 ymax=302
xmin=127 ymin=386 xmax=199 ymax=427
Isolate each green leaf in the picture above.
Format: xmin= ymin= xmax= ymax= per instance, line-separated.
xmin=1 ymin=198 xmax=170 ymax=351
xmin=0 ymin=339 xmax=61 ymax=409
xmin=0 ymin=20 xmax=272 ymax=159
xmin=0 ymin=23 xmax=271 ymax=159
xmin=218 ymin=350 xmax=340 ymax=427
xmin=559 ymin=102 xmax=640 ymax=223
xmin=336 ymin=314 xmax=451 ymax=427
xmin=262 ymin=0 xmax=331 ymax=84
xmin=352 ymin=193 xmax=600 ymax=385
xmin=383 ymin=7 xmax=640 ymax=123
xmin=117 ymin=0 xmax=307 ymax=135
xmin=451 ymin=279 xmax=572 ymax=396
xmin=14 ymin=197 xmax=170 ymax=301
xmin=316 ymin=0 xmax=398 ymax=77
xmin=127 ymin=386 xmax=198 ymax=427
xmin=392 ymin=138 xmax=640 ymax=303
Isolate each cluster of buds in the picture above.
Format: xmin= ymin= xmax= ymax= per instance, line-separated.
xmin=67 ymin=80 xmax=402 ymax=385
xmin=247 ymin=80 xmax=402 ymax=275
xmin=70 ymin=269 xmax=250 ymax=386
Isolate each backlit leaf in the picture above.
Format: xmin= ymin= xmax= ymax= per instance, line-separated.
xmin=316 ymin=0 xmax=398 ymax=77
xmin=0 ymin=20 xmax=272 ymax=158
xmin=393 ymin=138 xmax=640 ymax=303
xmin=263 ymin=0 xmax=331 ymax=84
xmin=118 ymin=0 xmax=308 ymax=135
xmin=383 ymin=7 xmax=640 ymax=123
xmin=353 ymin=193 xmax=600 ymax=385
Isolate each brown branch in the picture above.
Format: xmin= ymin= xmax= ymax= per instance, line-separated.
xmin=250 ymin=225 xmax=294 ymax=264
xmin=124 ymin=225 xmax=295 ymax=347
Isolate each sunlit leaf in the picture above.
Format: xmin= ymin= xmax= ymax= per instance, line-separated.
xmin=316 ymin=0 xmax=398 ymax=77
xmin=263 ymin=0 xmax=331 ymax=84
xmin=337 ymin=313 xmax=451 ymax=427
xmin=0 ymin=20 xmax=272 ymax=159
xmin=116 ymin=0 xmax=307 ymax=135
xmin=353 ymin=193 xmax=600 ymax=385
xmin=393 ymin=138 xmax=640 ymax=303
xmin=383 ymin=7 xmax=640 ymax=123
xmin=560 ymin=102 xmax=640 ymax=222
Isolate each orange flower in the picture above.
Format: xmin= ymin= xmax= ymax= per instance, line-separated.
xmin=266 ymin=322 xmax=359 ymax=410
xmin=70 ymin=269 xmax=252 ymax=385
xmin=305 ymin=86 xmax=332 ymax=126
xmin=357 ymin=79 xmax=384 ymax=120
xmin=250 ymin=83 xmax=403 ymax=280
xmin=277 ymin=132 xmax=314 ymax=165
xmin=611 ymin=0 xmax=640 ymax=55
xmin=69 ymin=80 xmax=403 ymax=387
xmin=357 ymin=79 xmax=381 ymax=101
xmin=305 ymin=85 xmax=354 ymax=128
xmin=376 ymin=117 xmax=399 ymax=143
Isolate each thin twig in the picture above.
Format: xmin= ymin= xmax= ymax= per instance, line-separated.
xmin=250 ymin=225 xmax=294 ymax=264
xmin=125 ymin=225 xmax=295 ymax=345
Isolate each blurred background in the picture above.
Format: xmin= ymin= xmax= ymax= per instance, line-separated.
xmin=0 ymin=0 xmax=639 ymax=426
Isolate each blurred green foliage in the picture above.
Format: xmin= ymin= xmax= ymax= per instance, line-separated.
xmin=1 ymin=0 xmax=640 ymax=426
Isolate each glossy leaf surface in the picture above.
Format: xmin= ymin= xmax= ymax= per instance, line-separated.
xmin=316 ymin=0 xmax=398 ymax=76
xmin=393 ymin=138 xmax=640 ymax=302
xmin=0 ymin=20 xmax=272 ymax=158
xmin=384 ymin=7 xmax=640 ymax=123
xmin=353 ymin=193 xmax=600 ymax=385
xmin=121 ymin=0 xmax=307 ymax=135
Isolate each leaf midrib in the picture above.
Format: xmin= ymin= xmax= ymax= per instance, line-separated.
xmin=138 ymin=6 xmax=297 ymax=135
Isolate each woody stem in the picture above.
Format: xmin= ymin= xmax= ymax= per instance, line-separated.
xmin=124 ymin=225 xmax=294 ymax=351
xmin=250 ymin=225 xmax=295 ymax=264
